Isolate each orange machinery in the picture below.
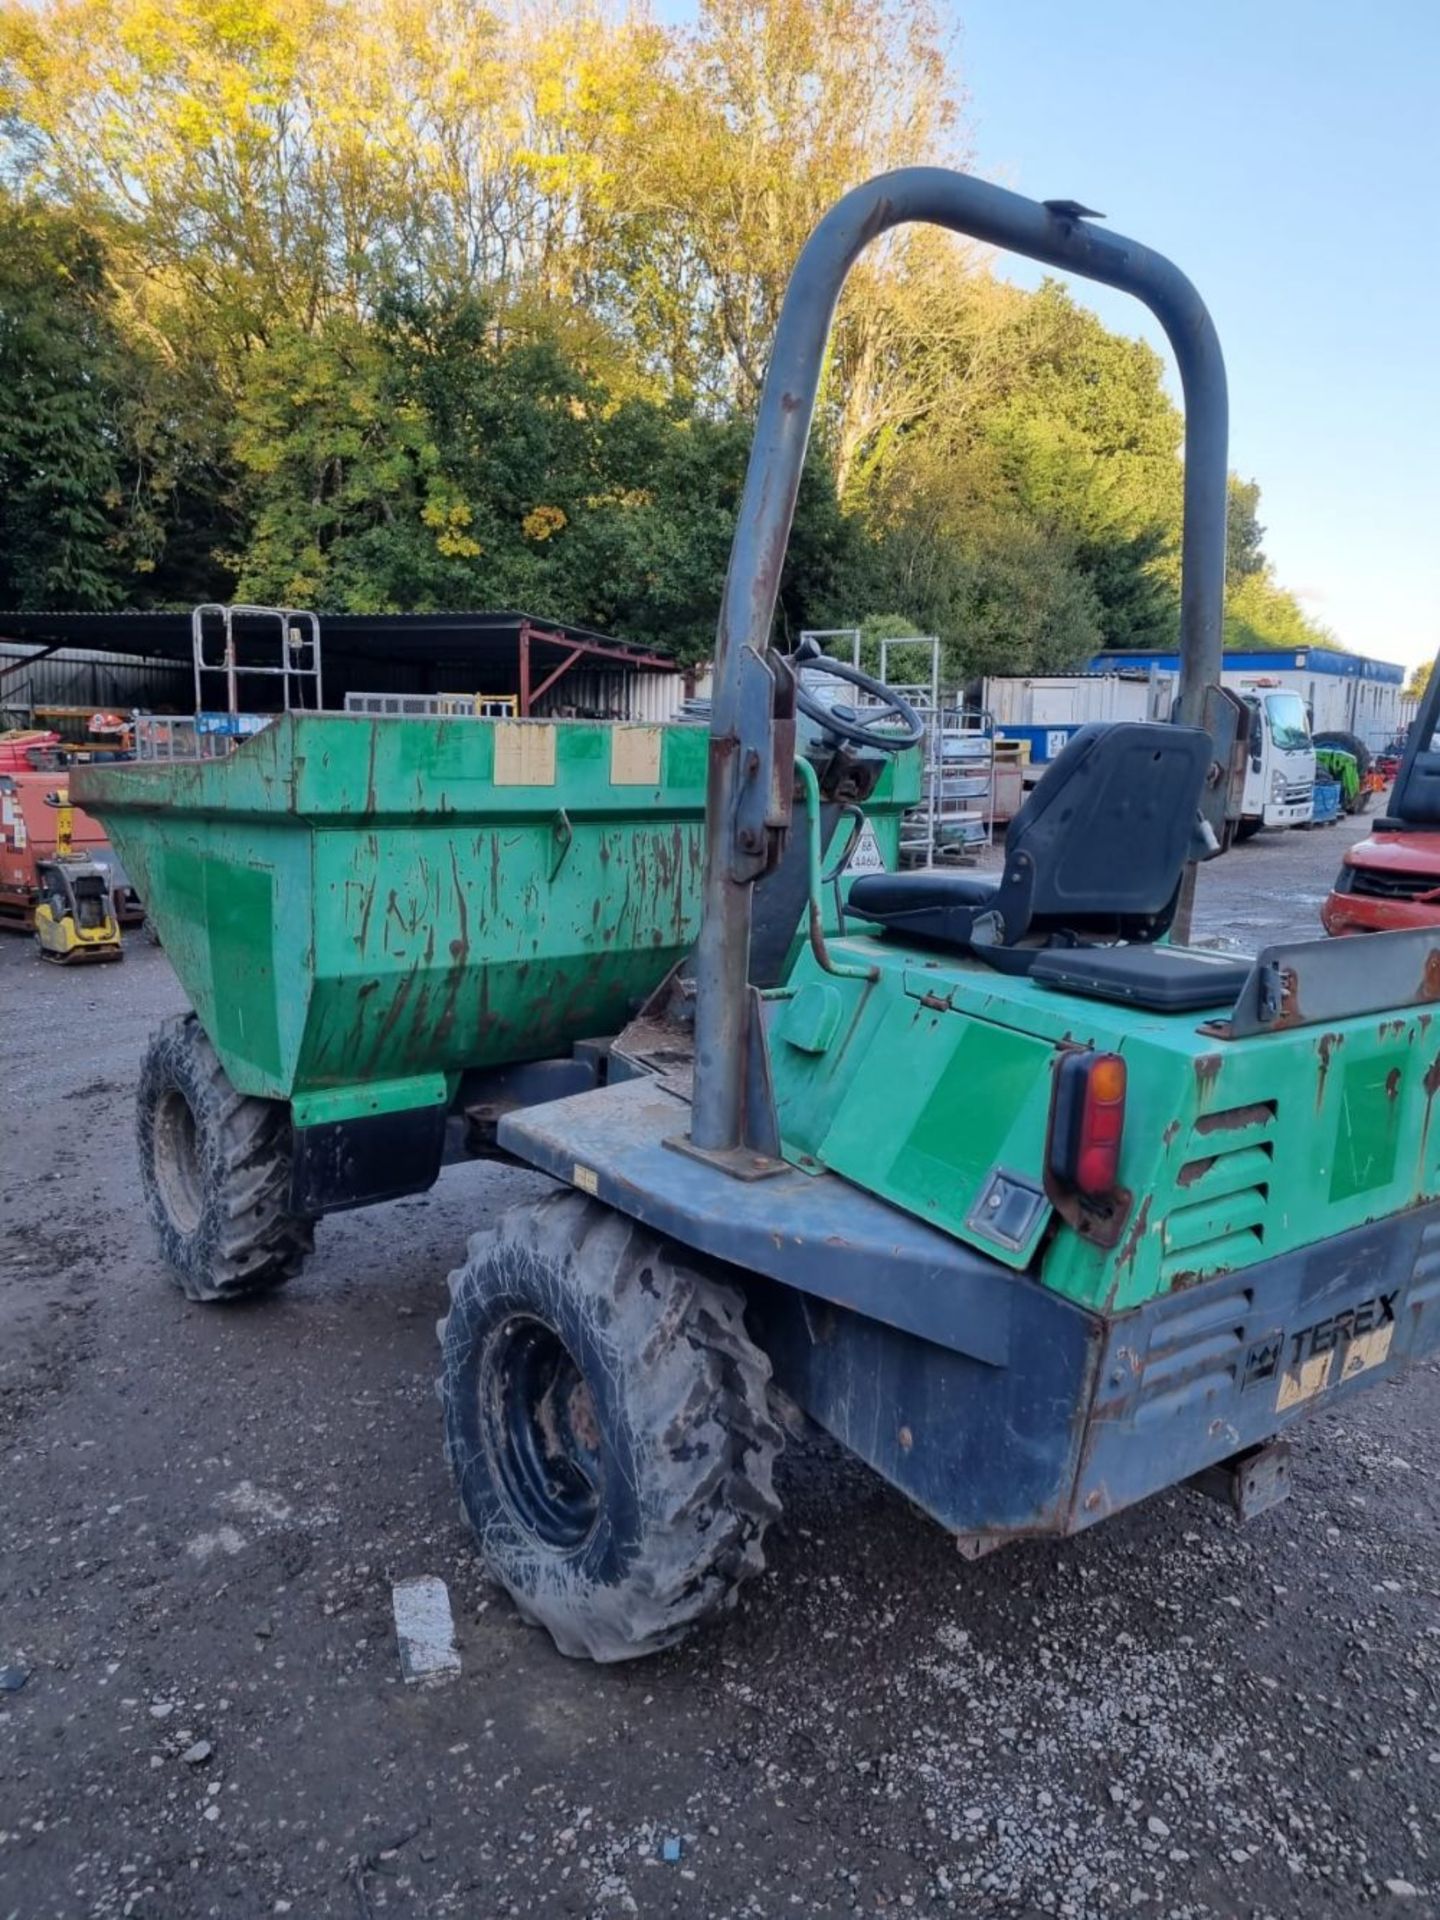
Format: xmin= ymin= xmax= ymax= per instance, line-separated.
xmin=0 ymin=767 xmax=144 ymax=930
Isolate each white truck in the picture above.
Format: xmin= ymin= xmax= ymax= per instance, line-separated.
xmin=982 ymin=669 xmax=1315 ymax=836
xmin=1224 ymin=670 xmax=1318 ymax=836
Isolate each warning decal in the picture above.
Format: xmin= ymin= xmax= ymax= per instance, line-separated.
xmin=844 ymin=820 xmax=886 ymax=875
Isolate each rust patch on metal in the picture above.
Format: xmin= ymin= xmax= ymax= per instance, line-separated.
xmin=1161 ymin=1119 xmax=1180 ymax=1149
xmin=431 ymin=845 xmax=471 ymax=1050
xmin=356 ymin=878 xmax=377 ymax=955
xmin=1193 ymin=1099 xmax=1276 ymax=1137
xmin=1420 ymin=1049 xmax=1440 ymax=1165
xmin=1278 ymin=967 xmax=1303 ymax=1026
xmin=1386 ymin=1066 xmax=1403 ymax=1102
xmin=447 ymin=845 xmax=469 ymax=962
xmin=1177 ymin=1154 xmax=1215 ymax=1189
xmin=1194 ymin=1053 xmax=1223 ymax=1097
xmin=1315 ymin=1031 xmax=1343 ymax=1109
xmin=1164 ymin=1266 xmax=1204 ymax=1290
xmin=1424 ymin=950 xmax=1440 ymax=1001
xmin=1114 ymin=1193 xmax=1152 ymax=1274
xmin=368 ymin=967 xmax=415 ymax=1070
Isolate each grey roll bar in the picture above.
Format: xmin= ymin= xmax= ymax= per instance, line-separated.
xmin=691 ymin=166 xmax=1229 ymax=1157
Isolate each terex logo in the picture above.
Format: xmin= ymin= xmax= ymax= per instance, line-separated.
xmin=1242 ymin=1290 xmax=1401 ymax=1401
xmin=1287 ymin=1291 xmax=1397 ymax=1367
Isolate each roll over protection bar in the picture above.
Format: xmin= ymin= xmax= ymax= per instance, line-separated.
xmin=691 ymin=167 xmax=1229 ymax=1158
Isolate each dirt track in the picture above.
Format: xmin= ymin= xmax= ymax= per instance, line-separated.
xmin=2 ymin=812 xmax=1438 ymax=1919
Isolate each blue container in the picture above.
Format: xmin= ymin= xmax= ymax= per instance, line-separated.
xmin=1311 ymin=779 xmax=1342 ymax=825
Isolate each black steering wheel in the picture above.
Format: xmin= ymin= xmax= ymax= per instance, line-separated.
xmin=791 ymin=651 xmax=924 ymax=752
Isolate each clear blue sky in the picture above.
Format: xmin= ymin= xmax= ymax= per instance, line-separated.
xmin=957 ymin=0 xmax=1439 ymax=670
xmin=656 ymin=0 xmax=1439 ymax=670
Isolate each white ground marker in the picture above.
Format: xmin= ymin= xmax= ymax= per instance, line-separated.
xmin=392 ymin=1575 xmax=462 ymax=1685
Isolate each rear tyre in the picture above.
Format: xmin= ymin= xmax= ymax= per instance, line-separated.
xmin=439 ymin=1191 xmax=783 ymax=1662
xmin=1314 ymin=729 xmax=1372 ymax=812
xmin=1313 ymin=729 xmax=1371 ymax=777
xmin=136 ymin=1013 xmax=315 ymax=1303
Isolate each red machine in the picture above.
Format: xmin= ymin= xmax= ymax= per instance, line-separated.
xmin=1323 ymin=832 xmax=1440 ymax=934
xmin=0 ymin=729 xmax=61 ymax=773
xmin=0 ymin=769 xmax=144 ymax=930
xmin=1323 ymin=706 xmax=1440 ymax=934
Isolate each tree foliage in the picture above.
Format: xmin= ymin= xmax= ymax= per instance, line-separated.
xmin=0 ymin=196 xmax=143 ymax=606
xmin=227 ymin=291 xmax=859 ymax=654
xmin=0 ymin=0 xmax=1335 ymax=668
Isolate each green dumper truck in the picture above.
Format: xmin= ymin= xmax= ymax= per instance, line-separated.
xmin=78 ymin=165 xmax=1440 ymax=1665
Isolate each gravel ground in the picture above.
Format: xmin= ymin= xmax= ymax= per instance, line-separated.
xmin=2 ymin=810 xmax=1438 ymax=1920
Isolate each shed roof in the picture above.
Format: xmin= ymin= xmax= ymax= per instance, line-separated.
xmin=0 ymin=608 xmax=678 ymax=675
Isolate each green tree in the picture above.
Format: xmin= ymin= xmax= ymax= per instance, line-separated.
xmin=229 ymin=291 xmax=863 ymax=659
xmin=0 ymin=195 xmax=156 ymax=605
xmin=0 ymin=0 xmax=1345 ymax=668
xmin=1226 ymin=474 xmax=1265 ymax=588
xmin=1224 ymin=569 xmax=1337 ymax=652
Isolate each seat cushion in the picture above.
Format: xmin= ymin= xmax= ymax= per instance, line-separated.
xmin=847 ymin=871 xmax=1000 ymax=919
xmin=1030 ymin=943 xmax=1251 ymax=1013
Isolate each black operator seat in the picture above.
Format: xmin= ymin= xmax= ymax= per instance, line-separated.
xmin=847 ymin=721 xmax=1250 ymax=1013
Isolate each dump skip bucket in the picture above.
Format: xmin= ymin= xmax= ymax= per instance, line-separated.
xmin=75 ymin=715 xmax=713 ymax=1125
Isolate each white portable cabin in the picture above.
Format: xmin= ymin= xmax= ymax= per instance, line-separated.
xmin=1092 ymin=648 xmax=1407 ymax=754
xmin=981 ymin=670 xmax=1174 ymax=767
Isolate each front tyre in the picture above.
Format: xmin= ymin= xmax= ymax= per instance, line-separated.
xmin=136 ymin=1013 xmax=315 ymax=1303
xmin=439 ymin=1192 xmax=783 ymax=1662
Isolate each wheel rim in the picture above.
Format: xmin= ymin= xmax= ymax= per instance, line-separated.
xmin=152 ymin=1088 xmax=204 ymax=1235
xmin=479 ymin=1316 xmax=603 ymax=1550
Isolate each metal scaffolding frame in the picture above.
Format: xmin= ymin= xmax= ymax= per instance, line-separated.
xmin=191 ymin=604 xmax=323 ymax=716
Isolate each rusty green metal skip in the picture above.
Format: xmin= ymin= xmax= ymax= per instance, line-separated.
xmin=76 ymin=712 xmax=915 ymax=1129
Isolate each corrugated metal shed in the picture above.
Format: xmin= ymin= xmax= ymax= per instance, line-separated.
xmin=532 ymin=666 xmax=686 ymax=722
xmin=0 ymin=642 xmax=191 ymax=728
xmin=0 ymin=609 xmax=685 ymax=723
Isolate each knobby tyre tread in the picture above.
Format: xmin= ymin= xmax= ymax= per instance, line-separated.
xmin=438 ymin=1190 xmax=783 ymax=1662
xmin=135 ymin=1011 xmax=315 ymax=1303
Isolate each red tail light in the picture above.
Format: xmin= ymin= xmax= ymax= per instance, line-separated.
xmin=1049 ymin=1051 xmax=1127 ymax=1198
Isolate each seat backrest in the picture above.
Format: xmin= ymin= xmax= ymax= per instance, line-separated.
xmin=1390 ymin=745 xmax=1440 ymax=827
xmin=1002 ymin=721 xmax=1210 ymax=936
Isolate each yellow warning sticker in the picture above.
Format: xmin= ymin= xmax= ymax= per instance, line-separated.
xmin=1276 ymin=1348 xmax=1334 ymax=1411
xmin=572 ymin=1164 xmax=599 ymax=1196
xmin=1340 ymin=1321 xmax=1395 ymax=1382
xmin=1276 ymin=1317 xmax=1398 ymax=1412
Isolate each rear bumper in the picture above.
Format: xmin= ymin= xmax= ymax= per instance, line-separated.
xmin=1071 ymin=1201 xmax=1440 ymax=1531
xmin=755 ymin=1196 xmax=1440 ymax=1545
